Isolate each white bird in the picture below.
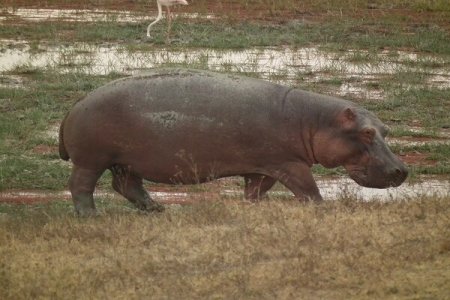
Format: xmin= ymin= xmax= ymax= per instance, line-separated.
xmin=147 ymin=0 xmax=189 ymax=39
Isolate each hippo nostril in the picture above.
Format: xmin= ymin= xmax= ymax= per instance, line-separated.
xmin=392 ymin=166 xmax=408 ymax=184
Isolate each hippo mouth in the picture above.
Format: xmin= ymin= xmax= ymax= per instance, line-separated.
xmin=345 ymin=165 xmax=406 ymax=188
xmin=345 ymin=166 xmax=369 ymax=186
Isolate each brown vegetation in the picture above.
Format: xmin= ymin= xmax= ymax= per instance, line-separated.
xmin=1 ymin=195 xmax=449 ymax=299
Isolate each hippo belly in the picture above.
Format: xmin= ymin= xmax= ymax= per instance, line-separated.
xmin=60 ymin=69 xmax=408 ymax=216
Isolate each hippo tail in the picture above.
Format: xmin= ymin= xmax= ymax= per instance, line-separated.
xmin=59 ymin=113 xmax=70 ymax=161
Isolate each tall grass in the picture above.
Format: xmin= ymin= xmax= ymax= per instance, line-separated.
xmin=0 ymin=195 xmax=449 ymax=299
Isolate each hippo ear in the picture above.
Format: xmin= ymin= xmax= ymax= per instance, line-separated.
xmin=337 ymin=107 xmax=356 ymax=129
xmin=343 ymin=107 xmax=356 ymax=121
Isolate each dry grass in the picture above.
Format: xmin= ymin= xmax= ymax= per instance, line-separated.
xmin=1 ymin=195 xmax=449 ymax=299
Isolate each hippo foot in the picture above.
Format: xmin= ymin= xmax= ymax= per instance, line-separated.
xmin=73 ymin=201 xmax=99 ymax=217
xmin=150 ymin=202 xmax=165 ymax=212
xmin=136 ymin=200 xmax=165 ymax=213
xmin=72 ymin=193 xmax=98 ymax=217
xmin=132 ymin=195 xmax=165 ymax=213
xmin=297 ymin=194 xmax=324 ymax=203
xmin=75 ymin=208 xmax=99 ymax=217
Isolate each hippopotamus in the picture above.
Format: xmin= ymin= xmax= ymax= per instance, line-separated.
xmin=59 ymin=69 xmax=408 ymax=216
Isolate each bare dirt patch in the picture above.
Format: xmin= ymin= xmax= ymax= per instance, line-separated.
xmin=32 ymin=144 xmax=58 ymax=155
xmin=401 ymin=151 xmax=437 ymax=166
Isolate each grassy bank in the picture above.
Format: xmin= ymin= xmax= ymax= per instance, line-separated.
xmin=0 ymin=195 xmax=449 ymax=299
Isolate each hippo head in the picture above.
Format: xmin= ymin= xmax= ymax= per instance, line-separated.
xmin=313 ymin=107 xmax=408 ymax=188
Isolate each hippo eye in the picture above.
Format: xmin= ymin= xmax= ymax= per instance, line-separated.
xmin=361 ymin=127 xmax=376 ymax=144
xmin=380 ymin=126 xmax=390 ymax=138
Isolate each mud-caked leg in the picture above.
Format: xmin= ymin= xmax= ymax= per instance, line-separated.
xmin=244 ymin=174 xmax=277 ymax=202
xmin=69 ymin=166 xmax=104 ymax=217
xmin=111 ymin=165 xmax=164 ymax=212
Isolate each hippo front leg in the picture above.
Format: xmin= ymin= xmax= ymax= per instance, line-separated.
xmin=270 ymin=162 xmax=323 ymax=202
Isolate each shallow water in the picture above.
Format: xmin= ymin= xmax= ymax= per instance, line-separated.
xmin=316 ymin=177 xmax=449 ymax=201
xmin=224 ymin=177 xmax=450 ymax=201
xmin=1 ymin=40 xmax=449 ymax=100
xmin=1 ymin=7 xmax=449 ymax=98
xmin=0 ymin=8 xmax=214 ymax=23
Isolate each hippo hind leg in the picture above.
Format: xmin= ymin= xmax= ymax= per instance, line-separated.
xmin=244 ymin=174 xmax=277 ymax=202
xmin=111 ymin=165 xmax=164 ymax=212
xmin=69 ymin=165 xmax=105 ymax=217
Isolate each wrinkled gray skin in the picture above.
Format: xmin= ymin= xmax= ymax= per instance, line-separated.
xmin=59 ymin=69 xmax=408 ymax=216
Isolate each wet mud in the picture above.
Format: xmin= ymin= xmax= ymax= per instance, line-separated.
xmin=1 ymin=176 xmax=448 ymax=205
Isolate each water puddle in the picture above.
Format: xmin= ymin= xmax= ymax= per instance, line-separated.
xmin=0 ymin=74 xmax=26 ymax=88
xmin=223 ymin=177 xmax=450 ymax=201
xmin=0 ymin=177 xmax=448 ymax=205
xmin=317 ymin=177 xmax=449 ymax=201
xmin=1 ymin=40 xmax=448 ymax=100
xmin=0 ymin=8 xmax=215 ymax=23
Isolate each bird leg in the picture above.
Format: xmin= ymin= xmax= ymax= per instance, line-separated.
xmin=166 ymin=6 xmax=172 ymax=42
xmin=147 ymin=1 xmax=163 ymax=38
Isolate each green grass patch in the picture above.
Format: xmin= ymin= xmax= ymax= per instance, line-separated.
xmin=0 ymin=156 xmax=70 ymax=190
xmin=392 ymin=143 xmax=450 ymax=175
xmin=388 ymin=127 xmax=443 ymax=138
xmin=1 ymin=18 xmax=449 ymax=53
xmin=0 ymin=71 xmax=124 ymax=190
xmin=365 ymin=87 xmax=450 ymax=128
